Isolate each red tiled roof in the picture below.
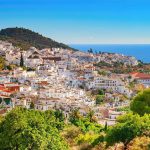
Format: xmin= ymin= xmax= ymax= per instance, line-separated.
xmin=0 ymin=85 xmax=18 ymax=93
xmin=2 ymin=89 xmax=14 ymax=93
xmin=0 ymin=86 xmax=6 ymax=90
xmin=78 ymin=78 xmax=85 ymax=81
xmin=130 ymin=72 xmax=150 ymax=79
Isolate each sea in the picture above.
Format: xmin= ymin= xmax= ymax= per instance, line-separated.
xmin=70 ymin=44 xmax=150 ymax=63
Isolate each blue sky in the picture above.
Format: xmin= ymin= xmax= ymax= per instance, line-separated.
xmin=0 ymin=0 xmax=150 ymax=44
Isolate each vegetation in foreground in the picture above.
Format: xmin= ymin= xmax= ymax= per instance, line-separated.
xmin=0 ymin=108 xmax=68 ymax=150
xmin=0 ymin=89 xmax=150 ymax=150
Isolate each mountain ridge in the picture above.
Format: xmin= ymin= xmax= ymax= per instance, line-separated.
xmin=0 ymin=27 xmax=77 ymax=51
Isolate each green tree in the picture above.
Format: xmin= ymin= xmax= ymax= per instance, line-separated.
xmin=30 ymin=101 xmax=34 ymax=109
xmin=0 ymin=57 xmax=5 ymax=70
xmin=0 ymin=107 xmax=68 ymax=150
xmin=55 ymin=109 xmax=65 ymax=122
xmin=20 ymin=52 xmax=24 ymax=67
xmin=130 ymin=89 xmax=150 ymax=116
xmin=54 ymin=109 xmax=65 ymax=130
xmin=69 ymin=109 xmax=82 ymax=125
xmin=69 ymin=109 xmax=103 ymax=134
xmin=98 ymin=70 xmax=107 ymax=76
xmin=96 ymin=95 xmax=104 ymax=105
xmin=98 ymin=89 xmax=104 ymax=95
xmin=105 ymin=113 xmax=150 ymax=150
xmin=0 ymin=115 xmax=3 ymax=123
xmin=104 ymin=121 xmax=108 ymax=131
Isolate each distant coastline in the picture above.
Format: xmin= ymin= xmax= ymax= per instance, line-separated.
xmin=70 ymin=44 xmax=150 ymax=63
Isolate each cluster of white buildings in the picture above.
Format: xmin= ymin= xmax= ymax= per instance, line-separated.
xmin=130 ymin=72 xmax=150 ymax=88
xmin=85 ymin=76 xmax=132 ymax=97
xmin=97 ymin=52 xmax=139 ymax=66
xmin=0 ymin=41 xmax=139 ymax=123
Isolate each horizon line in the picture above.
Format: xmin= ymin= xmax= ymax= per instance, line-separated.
xmin=68 ymin=43 xmax=150 ymax=45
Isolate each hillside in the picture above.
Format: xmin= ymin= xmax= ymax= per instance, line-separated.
xmin=0 ymin=27 xmax=76 ymax=51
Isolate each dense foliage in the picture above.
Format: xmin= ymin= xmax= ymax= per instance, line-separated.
xmin=1 ymin=89 xmax=150 ymax=149
xmin=95 ymin=89 xmax=105 ymax=105
xmin=96 ymin=95 xmax=104 ymax=105
xmin=105 ymin=113 xmax=150 ymax=149
xmin=68 ymin=109 xmax=106 ymax=149
xmin=130 ymin=89 xmax=150 ymax=116
xmin=95 ymin=61 xmax=112 ymax=68
xmin=0 ymin=27 xmax=76 ymax=51
xmin=0 ymin=57 xmax=5 ymax=70
xmin=0 ymin=107 xmax=68 ymax=150
xmin=127 ymin=136 xmax=150 ymax=150
xmin=69 ymin=109 xmax=101 ymax=132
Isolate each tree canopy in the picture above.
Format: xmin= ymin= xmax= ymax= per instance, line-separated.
xmin=130 ymin=89 xmax=150 ymax=116
xmin=69 ymin=109 xmax=102 ymax=133
xmin=96 ymin=95 xmax=104 ymax=105
xmin=105 ymin=113 xmax=150 ymax=149
xmin=0 ymin=107 xmax=68 ymax=150
xmin=0 ymin=57 xmax=5 ymax=70
xmin=127 ymin=136 xmax=150 ymax=150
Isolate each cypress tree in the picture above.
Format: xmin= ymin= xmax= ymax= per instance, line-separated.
xmin=104 ymin=121 xmax=108 ymax=131
xmin=20 ymin=52 xmax=24 ymax=67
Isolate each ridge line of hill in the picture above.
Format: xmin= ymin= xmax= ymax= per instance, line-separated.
xmin=0 ymin=27 xmax=77 ymax=51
